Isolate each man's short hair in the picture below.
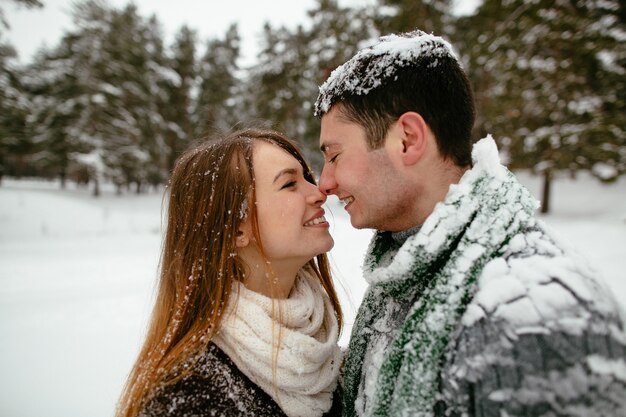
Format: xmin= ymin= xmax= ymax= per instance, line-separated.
xmin=315 ymin=30 xmax=476 ymax=167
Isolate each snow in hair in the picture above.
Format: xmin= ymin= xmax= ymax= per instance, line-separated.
xmin=314 ymin=30 xmax=458 ymax=116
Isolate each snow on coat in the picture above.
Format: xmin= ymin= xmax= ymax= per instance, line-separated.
xmin=139 ymin=342 xmax=342 ymax=417
xmin=139 ymin=342 xmax=288 ymax=417
xmin=342 ymin=136 xmax=626 ymax=417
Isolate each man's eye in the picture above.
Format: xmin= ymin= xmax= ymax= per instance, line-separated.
xmin=329 ymin=154 xmax=338 ymax=163
xmin=281 ymin=181 xmax=297 ymax=190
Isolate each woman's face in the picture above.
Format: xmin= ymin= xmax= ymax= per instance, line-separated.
xmin=249 ymin=141 xmax=333 ymax=268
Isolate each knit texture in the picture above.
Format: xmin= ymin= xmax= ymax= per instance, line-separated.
xmin=213 ymin=267 xmax=342 ymax=417
xmin=342 ymin=136 xmax=626 ymax=417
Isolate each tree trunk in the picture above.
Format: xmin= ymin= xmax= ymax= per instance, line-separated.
xmin=93 ymin=178 xmax=100 ymax=197
xmin=541 ymin=169 xmax=551 ymax=214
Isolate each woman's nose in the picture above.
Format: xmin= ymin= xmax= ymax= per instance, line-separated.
xmin=307 ymin=182 xmax=327 ymax=205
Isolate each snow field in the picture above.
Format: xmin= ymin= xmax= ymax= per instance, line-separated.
xmin=0 ymin=171 xmax=624 ymax=417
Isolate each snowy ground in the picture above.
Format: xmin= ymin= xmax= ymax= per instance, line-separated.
xmin=1 ymin=171 xmax=624 ymax=417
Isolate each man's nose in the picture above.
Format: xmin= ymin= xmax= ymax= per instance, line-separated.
xmin=318 ymin=164 xmax=337 ymax=195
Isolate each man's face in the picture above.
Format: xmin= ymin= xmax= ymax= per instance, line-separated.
xmin=319 ymin=106 xmax=412 ymax=231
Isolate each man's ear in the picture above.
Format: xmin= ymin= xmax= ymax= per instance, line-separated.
xmin=397 ymin=112 xmax=428 ymax=166
xmin=235 ymin=219 xmax=252 ymax=248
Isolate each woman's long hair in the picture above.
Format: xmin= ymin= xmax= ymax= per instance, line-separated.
xmin=116 ymin=128 xmax=342 ymax=417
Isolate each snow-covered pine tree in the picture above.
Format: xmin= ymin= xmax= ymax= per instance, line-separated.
xmin=455 ymin=0 xmax=626 ymax=213
xmin=305 ymin=0 xmax=375 ymax=170
xmin=24 ymin=40 xmax=88 ymax=187
xmin=161 ymin=25 xmax=197 ymax=173
xmin=0 ymin=0 xmax=43 ymax=182
xmin=372 ymin=0 xmax=455 ymax=39
xmin=242 ymin=23 xmax=315 ymax=148
xmin=97 ymin=4 xmax=165 ymax=194
xmin=194 ymin=24 xmax=241 ymax=138
xmin=241 ymin=0 xmax=374 ymax=171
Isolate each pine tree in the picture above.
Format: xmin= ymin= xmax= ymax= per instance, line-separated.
xmin=20 ymin=0 xmax=113 ymax=195
xmin=305 ymin=0 xmax=376 ymax=169
xmin=25 ymin=40 xmax=87 ymax=187
xmin=373 ymin=0 xmax=455 ymax=37
xmin=194 ymin=24 xmax=241 ymax=138
xmin=456 ymin=0 xmax=626 ymax=213
xmin=97 ymin=4 xmax=165 ymax=193
xmin=0 ymin=0 xmax=43 ymax=183
xmin=307 ymin=0 xmax=376 ymax=82
xmin=62 ymin=0 xmax=114 ymax=196
xmin=243 ymin=0 xmax=374 ymax=171
xmin=0 ymin=41 xmax=31 ymax=181
xmin=138 ymin=15 xmax=171 ymax=188
xmin=12 ymin=0 xmax=182 ymax=192
xmin=243 ymin=23 xmax=315 ymax=142
xmin=162 ymin=25 xmax=197 ymax=172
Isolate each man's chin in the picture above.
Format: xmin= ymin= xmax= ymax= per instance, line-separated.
xmin=349 ymin=216 xmax=369 ymax=230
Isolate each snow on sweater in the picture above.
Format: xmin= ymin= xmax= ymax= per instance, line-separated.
xmin=342 ymin=136 xmax=626 ymax=417
xmin=139 ymin=342 xmax=342 ymax=417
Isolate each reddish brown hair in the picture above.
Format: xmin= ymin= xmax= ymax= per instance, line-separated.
xmin=116 ymin=128 xmax=342 ymax=417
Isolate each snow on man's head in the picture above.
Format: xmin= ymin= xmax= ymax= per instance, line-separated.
xmin=314 ymin=30 xmax=458 ymax=116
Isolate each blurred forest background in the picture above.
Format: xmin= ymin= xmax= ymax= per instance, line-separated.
xmin=0 ymin=0 xmax=624 ymax=212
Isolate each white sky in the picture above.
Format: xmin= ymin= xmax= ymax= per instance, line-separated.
xmin=2 ymin=0 xmax=341 ymax=66
xmin=3 ymin=0 xmax=479 ymax=66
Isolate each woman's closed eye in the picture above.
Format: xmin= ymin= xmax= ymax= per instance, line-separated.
xmin=281 ymin=180 xmax=297 ymax=190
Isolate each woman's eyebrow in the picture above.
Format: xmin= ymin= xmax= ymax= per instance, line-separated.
xmin=273 ymin=168 xmax=298 ymax=184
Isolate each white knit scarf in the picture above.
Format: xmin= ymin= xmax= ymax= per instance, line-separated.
xmin=212 ymin=268 xmax=342 ymax=417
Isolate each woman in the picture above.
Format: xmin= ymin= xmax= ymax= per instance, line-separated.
xmin=116 ymin=129 xmax=343 ymax=417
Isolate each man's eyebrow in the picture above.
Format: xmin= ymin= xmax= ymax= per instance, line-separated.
xmin=320 ymin=143 xmax=338 ymax=154
xmin=273 ymin=168 xmax=298 ymax=184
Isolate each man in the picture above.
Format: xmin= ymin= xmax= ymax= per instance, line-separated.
xmin=315 ymin=30 xmax=626 ymax=417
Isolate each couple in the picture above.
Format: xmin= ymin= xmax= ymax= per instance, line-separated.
xmin=117 ymin=31 xmax=626 ymax=417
